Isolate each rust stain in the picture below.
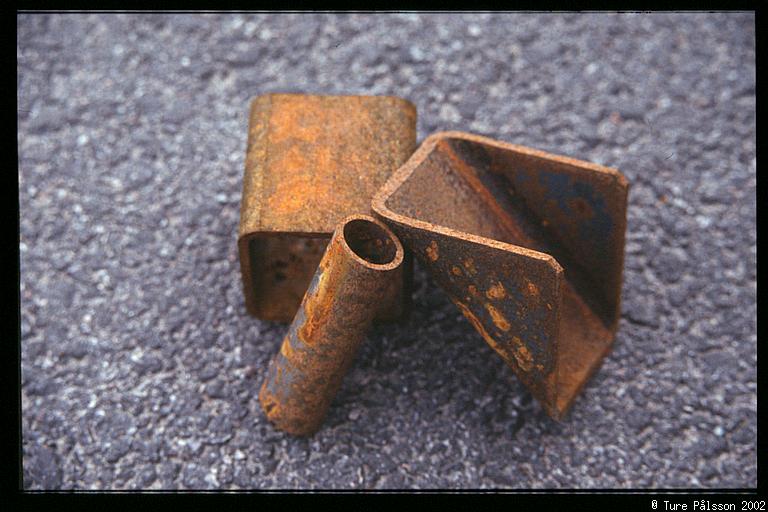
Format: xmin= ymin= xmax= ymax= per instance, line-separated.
xmin=280 ymin=337 xmax=295 ymax=359
xmin=455 ymin=301 xmax=503 ymax=354
xmin=526 ymin=280 xmax=540 ymax=299
xmin=451 ymin=266 xmax=463 ymax=276
xmin=485 ymin=281 xmax=507 ymax=300
xmin=511 ymin=336 xmax=534 ymax=372
xmin=425 ymin=240 xmax=439 ymax=262
xmin=485 ymin=303 xmax=511 ymax=332
xmin=463 ymin=258 xmax=478 ymax=275
xmin=468 ymin=285 xmax=480 ymax=297
xmin=298 ymin=267 xmax=332 ymax=344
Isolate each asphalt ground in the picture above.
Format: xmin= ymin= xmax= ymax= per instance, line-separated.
xmin=18 ymin=12 xmax=756 ymax=489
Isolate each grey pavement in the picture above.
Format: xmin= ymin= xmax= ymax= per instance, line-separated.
xmin=18 ymin=12 xmax=756 ymax=489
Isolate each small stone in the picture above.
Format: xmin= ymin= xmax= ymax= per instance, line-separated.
xmin=60 ymin=341 xmax=89 ymax=360
xmin=198 ymin=365 xmax=218 ymax=382
xmin=626 ymin=409 xmax=651 ymax=430
xmin=438 ymin=104 xmax=461 ymax=124
xmin=625 ymin=299 xmax=660 ymax=328
xmin=408 ymin=46 xmax=425 ymax=62
xmin=205 ymin=379 xmax=227 ymax=399
xmin=136 ymin=467 xmax=157 ymax=487
xmin=652 ymin=247 xmax=687 ymax=284
xmin=181 ymin=463 xmax=208 ymax=489
xmin=25 ymin=375 xmax=57 ymax=396
xmin=25 ymin=444 xmax=63 ymax=489
xmin=135 ymin=354 xmax=163 ymax=376
xmin=619 ymin=105 xmax=645 ymax=121
xmin=104 ymin=438 xmax=132 ymax=463
xmin=28 ymin=105 xmax=63 ymax=133
xmin=157 ymin=461 xmax=180 ymax=487
xmin=163 ymin=101 xmax=189 ymax=125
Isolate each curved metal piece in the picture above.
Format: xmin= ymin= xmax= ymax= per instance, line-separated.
xmin=238 ymin=93 xmax=416 ymax=323
xmin=259 ymin=214 xmax=405 ymax=436
xmin=372 ymin=131 xmax=629 ymax=420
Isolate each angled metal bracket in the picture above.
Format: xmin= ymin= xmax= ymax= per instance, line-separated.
xmin=372 ymin=131 xmax=629 ymax=420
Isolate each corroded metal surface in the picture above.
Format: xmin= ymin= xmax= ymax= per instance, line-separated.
xmin=259 ymin=215 xmax=405 ymax=436
xmin=372 ymin=131 xmax=629 ymax=420
xmin=238 ymin=93 xmax=416 ymax=322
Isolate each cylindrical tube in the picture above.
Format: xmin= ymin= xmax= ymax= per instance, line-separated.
xmin=259 ymin=214 xmax=405 ymax=435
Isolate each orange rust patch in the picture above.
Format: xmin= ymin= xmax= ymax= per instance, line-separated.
xmin=425 ymin=241 xmax=439 ymax=262
xmin=468 ymin=285 xmax=480 ymax=297
xmin=485 ymin=281 xmax=507 ymax=300
xmin=265 ymin=169 xmax=319 ymax=218
xmin=455 ymin=301 xmax=503 ymax=353
xmin=463 ymin=258 xmax=477 ymax=275
xmin=485 ymin=303 xmax=511 ymax=332
xmin=280 ymin=337 xmax=295 ymax=359
xmin=451 ymin=266 xmax=463 ymax=276
xmin=298 ymin=264 xmax=332 ymax=344
xmin=259 ymin=387 xmax=283 ymax=419
xmin=511 ymin=336 xmax=534 ymax=372
xmin=526 ymin=280 xmax=540 ymax=298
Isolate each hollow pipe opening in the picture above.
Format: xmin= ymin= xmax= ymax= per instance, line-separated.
xmin=342 ymin=218 xmax=401 ymax=267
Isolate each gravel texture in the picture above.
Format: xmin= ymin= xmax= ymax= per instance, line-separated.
xmin=18 ymin=12 xmax=756 ymax=489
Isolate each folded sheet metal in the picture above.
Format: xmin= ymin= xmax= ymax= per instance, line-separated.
xmin=372 ymin=131 xmax=629 ymax=420
xmin=238 ymin=93 xmax=416 ymax=323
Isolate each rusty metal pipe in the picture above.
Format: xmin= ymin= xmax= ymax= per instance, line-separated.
xmin=259 ymin=214 xmax=405 ymax=436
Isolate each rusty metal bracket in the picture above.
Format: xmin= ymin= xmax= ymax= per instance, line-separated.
xmin=238 ymin=93 xmax=416 ymax=323
xmin=372 ymin=131 xmax=629 ymax=420
xmin=259 ymin=215 xmax=405 ymax=436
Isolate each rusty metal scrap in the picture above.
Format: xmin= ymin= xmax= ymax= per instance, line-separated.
xmin=238 ymin=92 xmax=631 ymax=432
xmin=372 ymin=131 xmax=629 ymax=420
xmin=259 ymin=215 xmax=406 ymax=436
xmin=238 ymin=93 xmax=416 ymax=323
